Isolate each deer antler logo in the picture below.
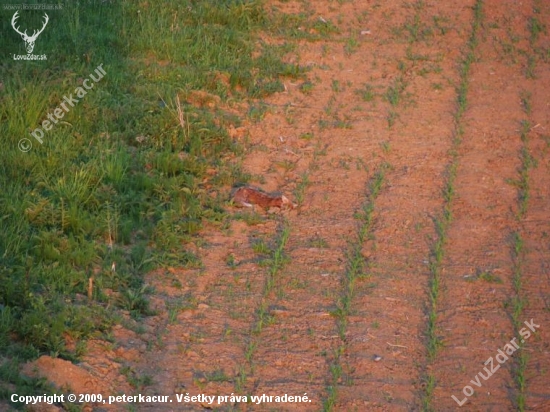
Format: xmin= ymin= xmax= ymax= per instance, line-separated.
xmin=11 ymin=11 xmax=49 ymax=54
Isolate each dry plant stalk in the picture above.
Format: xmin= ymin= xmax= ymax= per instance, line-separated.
xmin=88 ymin=276 xmax=94 ymax=301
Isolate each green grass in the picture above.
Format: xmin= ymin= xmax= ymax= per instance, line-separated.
xmin=384 ymin=76 xmax=407 ymax=107
xmin=121 ymin=365 xmax=153 ymax=390
xmin=205 ymin=368 xmax=233 ymax=383
xmin=383 ymin=75 xmax=407 ymax=129
xmin=252 ymin=238 xmax=270 ymax=255
xmin=234 ymin=210 xmax=265 ymax=226
xmin=393 ymin=1 xmax=434 ymax=43
xmin=344 ymin=33 xmax=359 ymax=55
xmin=528 ymin=16 xmax=546 ymax=45
xmin=294 ymin=172 xmax=310 ymax=207
xmin=0 ymin=0 xmax=304 ymax=402
xmin=404 ymin=14 xmax=433 ymax=43
xmin=300 ymin=81 xmax=315 ymax=95
xmin=477 ymin=270 xmax=503 ymax=284
xmin=355 ymin=83 xmax=376 ymax=102
xmin=270 ymin=12 xmax=340 ymax=40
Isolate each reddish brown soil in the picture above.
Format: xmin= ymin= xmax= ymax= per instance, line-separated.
xmin=20 ymin=1 xmax=550 ymax=411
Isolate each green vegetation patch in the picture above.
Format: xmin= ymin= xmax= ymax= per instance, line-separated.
xmin=0 ymin=0 xmax=304 ymax=401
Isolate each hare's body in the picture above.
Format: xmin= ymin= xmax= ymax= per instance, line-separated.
xmin=232 ymin=186 xmax=293 ymax=209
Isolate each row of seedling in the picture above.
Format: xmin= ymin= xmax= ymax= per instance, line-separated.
xmin=508 ymin=5 xmax=546 ymax=397
xmin=421 ymin=1 xmax=484 ymax=410
xmin=509 ymin=83 xmax=538 ymax=409
xmin=235 ymin=222 xmax=291 ymax=394
xmin=510 ymin=229 xmax=528 ymax=411
xmin=526 ymin=1 xmax=546 ymax=78
xmin=323 ymin=165 xmax=387 ymax=411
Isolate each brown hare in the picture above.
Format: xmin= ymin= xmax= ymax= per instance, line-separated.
xmin=231 ymin=186 xmax=295 ymax=209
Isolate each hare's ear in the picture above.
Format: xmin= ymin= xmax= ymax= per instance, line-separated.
xmin=281 ymin=195 xmax=296 ymax=209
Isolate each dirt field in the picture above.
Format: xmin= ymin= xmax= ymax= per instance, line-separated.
xmin=21 ymin=0 xmax=550 ymax=411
